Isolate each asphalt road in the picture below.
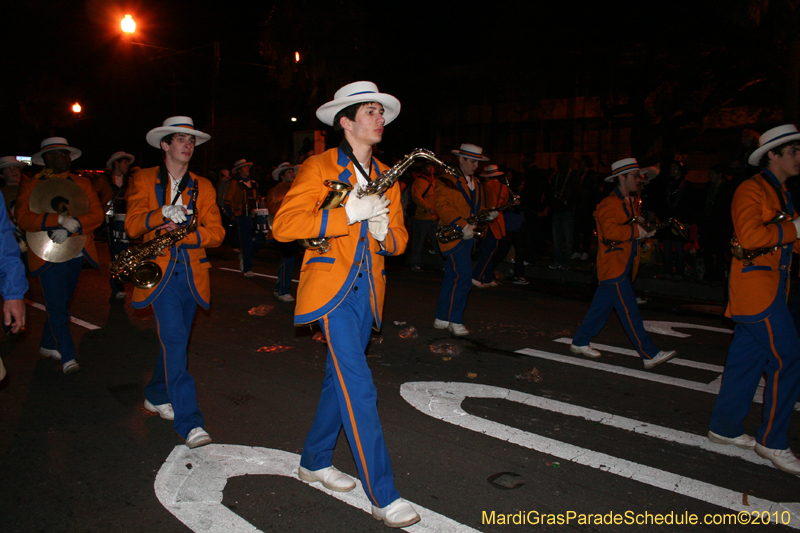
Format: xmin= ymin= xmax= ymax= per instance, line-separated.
xmin=1 ymin=243 xmax=799 ymax=532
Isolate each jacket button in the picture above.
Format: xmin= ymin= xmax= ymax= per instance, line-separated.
xmin=360 ymin=237 xmax=365 ymax=242
xmin=353 ymin=286 xmax=359 ymax=291
xmin=358 ymin=273 xmax=362 ymax=278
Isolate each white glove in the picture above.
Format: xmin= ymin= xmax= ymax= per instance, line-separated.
xmin=793 ymin=217 xmax=800 ymax=235
xmin=368 ymin=213 xmax=390 ymax=242
xmin=485 ymin=210 xmax=499 ymax=221
xmin=461 ymin=224 xmax=475 ymax=240
xmin=344 ymin=194 xmax=390 ymax=225
xmin=58 ymin=215 xmax=80 ymax=233
xmin=162 ymin=205 xmax=187 ymax=224
xmin=50 ymin=229 xmax=68 ymax=244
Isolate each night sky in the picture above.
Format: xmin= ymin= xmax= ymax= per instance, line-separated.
xmin=0 ymin=0 xmax=789 ymax=171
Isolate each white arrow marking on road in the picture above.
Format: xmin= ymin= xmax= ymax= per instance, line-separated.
xmin=642 ymin=320 xmax=733 ymax=339
xmin=400 ymin=381 xmax=800 ymax=526
xmin=219 ymin=267 xmax=299 ymax=283
xmin=154 ymin=444 xmax=477 ymax=533
xmin=25 ymin=300 xmax=100 ymax=330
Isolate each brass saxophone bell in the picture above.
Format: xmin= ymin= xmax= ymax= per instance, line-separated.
xmin=130 ymin=261 xmax=162 ymax=289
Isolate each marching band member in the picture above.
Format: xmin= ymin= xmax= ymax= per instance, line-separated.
xmin=409 ymin=160 xmax=443 ymax=271
xmin=433 ymin=143 xmax=493 ymax=336
xmin=224 ymin=158 xmax=264 ymax=278
xmin=273 ymin=81 xmax=418 ymax=528
xmin=105 ymin=151 xmax=135 ymax=300
xmin=472 ymin=164 xmax=509 ymax=288
xmin=16 ymin=137 xmax=104 ymax=374
xmin=126 ymin=116 xmax=224 ymax=449
xmin=570 ymin=158 xmax=676 ymax=369
xmin=266 ymin=162 xmax=298 ymax=302
xmin=709 ymin=125 xmax=800 ymax=475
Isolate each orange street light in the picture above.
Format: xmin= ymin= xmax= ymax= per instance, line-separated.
xmin=72 ymin=102 xmax=82 ymax=113
xmin=121 ymin=14 xmax=136 ymax=34
xmin=295 ymin=51 xmax=300 ymax=63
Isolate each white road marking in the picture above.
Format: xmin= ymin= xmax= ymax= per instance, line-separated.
xmin=643 ymin=320 xmax=733 ymax=339
xmin=155 ymin=444 xmax=477 ymax=533
xmin=25 ymin=300 xmax=100 ymax=330
xmin=553 ymin=337 xmax=724 ymax=372
xmin=522 ymin=346 xmax=799 ymax=411
xmin=401 ymin=381 xmax=800 ymax=527
xmin=219 ymin=267 xmax=299 ymax=283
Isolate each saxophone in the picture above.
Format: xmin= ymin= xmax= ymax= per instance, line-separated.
xmin=110 ymin=184 xmax=199 ymax=289
xmin=436 ymin=174 xmax=521 ymax=244
xmin=730 ymin=211 xmax=791 ymax=266
xmin=300 ymin=148 xmax=458 ymax=254
xmin=599 ymin=217 xmax=688 ymax=250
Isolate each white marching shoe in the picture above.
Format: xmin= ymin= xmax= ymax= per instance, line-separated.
xmin=298 ymin=466 xmax=356 ymax=492
xmin=372 ymin=498 xmax=420 ymax=528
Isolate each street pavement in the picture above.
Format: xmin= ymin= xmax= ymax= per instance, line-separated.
xmin=1 ymin=242 xmax=799 ymax=532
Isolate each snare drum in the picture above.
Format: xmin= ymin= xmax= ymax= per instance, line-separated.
xmin=253 ymin=208 xmax=270 ymax=235
xmin=112 ymin=213 xmax=129 ymax=244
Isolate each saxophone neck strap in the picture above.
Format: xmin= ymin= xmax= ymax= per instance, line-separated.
xmin=339 ymin=139 xmax=372 ymax=184
xmin=159 ymin=164 xmax=191 ymax=206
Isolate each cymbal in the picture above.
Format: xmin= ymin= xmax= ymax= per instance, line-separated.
xmin=29 ymin=179 xmax=89 ymax=216
xmin=26 ymin=231 xmax=87 ymax=263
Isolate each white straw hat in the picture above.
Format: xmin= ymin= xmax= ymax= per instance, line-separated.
xmin=451 ymin=143 xmax=489 ymax=161
xmin=146 ymin=116 xmax=210 ymax=148
xmin=31 ymin=137 xmax=82 ymax=166
xmin=316 ymin=81 xmax=401 ymax=127
xmin=748 ymin=124 xmax=800 ymax=166
xmin=106 ymin=151 xmax=135 ymax=169
xmin=605 ymin=158 xmax=641 ymax=182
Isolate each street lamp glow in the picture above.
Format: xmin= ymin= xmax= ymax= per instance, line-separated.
xmin=72 ymin=102 xmax=82 ymax=113
xmin=121 ymin=14 xmax=136 ymax=34
xmin=291 ymin=117 xmax=297 ymax=122
xmin=295 ymin=51 xmax=300 ymax=63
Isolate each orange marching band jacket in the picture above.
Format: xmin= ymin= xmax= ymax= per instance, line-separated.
xmin=271 ymin=147 xmax=408 ymax=328
xmin=727 ymin=171 xmax=800 ymax=322
xmin=15 ymin=171 xmax=105 ymax=275
xmin=434 ymin=172 xmax=486 ymax=255
xmin=595 ymin=188 xmax=640 ymax=284
xmin=125 ymin=167 xmax=225 ymax=310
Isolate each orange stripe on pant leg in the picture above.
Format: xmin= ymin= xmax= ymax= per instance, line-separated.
xmin=762 ymin=318 xmax=783 ymax=444
xmin=448 ymin=255 xmax=459 ymax=322
xmin=616 ymin=283 xmax=649 ymax=359
xmin=154 ymin=313 xmax=170 ymax=396
xmin=475 ymin=241 xmax=497 ymax=281
xmin=323 ymin=316 xmax=376 ymax=504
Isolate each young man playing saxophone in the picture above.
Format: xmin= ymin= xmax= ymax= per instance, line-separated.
xmin=709 ymin=124 xmax=800 ymax=475
xmin=273 ymin=81 xmax=418 ymax=528
xmin=125 ymin=116 xmax=224 ymax=449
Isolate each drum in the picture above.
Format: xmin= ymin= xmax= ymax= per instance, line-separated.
xmin=253 ymin=208 xmax=270 ymax=234
xmin=112 ymin=213 xmax=129 ymax=244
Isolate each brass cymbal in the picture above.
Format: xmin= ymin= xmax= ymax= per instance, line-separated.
xmin=29 ymin=178 xmax=89 ymax=216
xmin=26 ymin=231 xmax=87 ymax=263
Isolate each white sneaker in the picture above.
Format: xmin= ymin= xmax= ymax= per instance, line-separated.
xmin=580 ymin=252 xmax=589 ymax=261
xmin=433 ymin=318 xmax=449 ymax=329
xmin=372 ymin=498 xmax=420 ymax=528
xmin=40 ymin=347 xmax=62 ymax=361
xmin=571 ymin=252 xmax=581 ymax=260
xmin=62 ymin=360 xmax=80 ymax=374
xmin=298 ymin=465 xmax=356 ymax=492
xmin=186 ymin=427 xmax=212 ymax=449
xmin=707 ymin=430 xmax=756 ymax=450
xmin=275 ymin=293 xmax=295 ymax=302
xmin=114 ymin=291 xmax=127 ymax=300
xmin=754 ymin=443 xmax=800 ymax=475
xmin=643 ymin=350 xmax=677 ymax=370
xmin=144 ymin=399 xmax=175 ymax=420
xmin=636 ymin=297 xmax=647 ymax=305
xmin=570 ymin=344 xmax=601 ymax=358
xmin=448 ymin=323 xmax=469 ymax=336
